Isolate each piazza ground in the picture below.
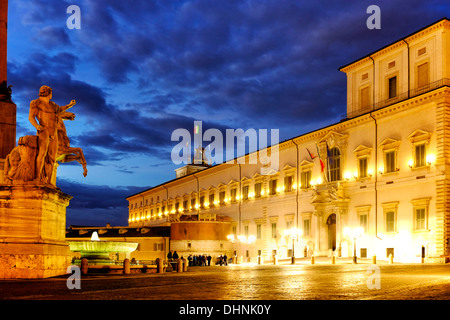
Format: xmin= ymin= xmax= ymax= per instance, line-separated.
xmin=0 ymin=258 xmax=448 ymax=301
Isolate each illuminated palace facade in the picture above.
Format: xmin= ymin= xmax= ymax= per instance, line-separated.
xmin=127 ymin=19 xmax=450 ymax=263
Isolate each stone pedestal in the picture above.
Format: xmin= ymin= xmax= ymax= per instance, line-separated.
xmin=0 ymin=184 xmax=72 ymax=278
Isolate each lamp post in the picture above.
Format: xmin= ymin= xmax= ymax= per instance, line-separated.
xmin=345 ymin=227 xmax=363 ymax=264
xmin=284 ymin=228 xmax=302 ymax=264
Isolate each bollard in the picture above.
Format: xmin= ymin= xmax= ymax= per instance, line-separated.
xmin=331 ymin=255 xmax=336 ymax=264
xmin=372 ymin=255 xmax=377 ymax=264
xmin=156 ymin=258 xmax=164 ymax=273
xmin=273 ymin=255 xmax=278 ymax=265
xmin=389 ymin=253 xmax=393 ymax=264
xmin=81 ymin=258 xmax=88 ymax=275
xmin=232 ymin=256 xmax=237 ymax=264
xmin=257 ymin=255 xmax=262 ymax=265
xmin=183 ymin=258 xmax=188 ymax=272
xmin=311 ymin=255 xmax=315 ymax=264
xmin=177 ymin=259 xmax=183 ymax=272
xmin=123 ymin=258 xmax=130 ymax=274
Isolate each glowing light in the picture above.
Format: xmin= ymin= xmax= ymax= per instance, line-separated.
xmin=379 ymin=166 xmax=384 ymax=175
xmin=316 ymin=177 xmax=322 ymax=185
xmin=344 ymin=226 xmax=364 ymax=238
xmin=408 ymin=159 xmax=413 ymax=168
xmin=426 ymin=154 xmax=435 ymax=165
xmin=368 ymin=169 xmax=373 ymax=177
xmin=344 ymin=171 xmax=351 ymax=180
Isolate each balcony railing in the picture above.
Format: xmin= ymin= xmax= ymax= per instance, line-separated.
xmin=344 ymin=78 xmax=450 ymax=119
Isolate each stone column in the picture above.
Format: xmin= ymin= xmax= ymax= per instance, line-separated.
xmin=0 ymin=0 xmax=7 ymax=84
xmin=0 ymin=0 xmax=16 ymax=161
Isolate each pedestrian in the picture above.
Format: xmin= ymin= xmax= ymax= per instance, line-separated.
xmin=173 ymin=251 xmax=179 ymax=260
xmin=207 ymin=255 xmax=211 ymax=266
xmin=224 ymin=254 xmax=228 ymax=266
xmin=167 ymin=250 xmax=173 ymax=261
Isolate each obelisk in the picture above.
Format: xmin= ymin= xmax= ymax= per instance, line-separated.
xmin=0 ymin=0 xmax=16 ymax=160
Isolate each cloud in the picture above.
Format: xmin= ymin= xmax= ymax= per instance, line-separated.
xmin=59 ymin=178 xmax=144 ymax=226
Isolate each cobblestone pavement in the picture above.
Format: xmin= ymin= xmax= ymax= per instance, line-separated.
xmin=0 ymin=259 xmax=449 ymax=301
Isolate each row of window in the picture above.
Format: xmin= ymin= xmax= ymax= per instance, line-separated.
xmin=359 ymin=60 xmax=430 ymax=111
xmin=231 ymin=218 xmax=312 ymax=241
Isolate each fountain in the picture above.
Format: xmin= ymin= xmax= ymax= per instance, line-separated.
xmin=68 ymin=231 xmax=139 ymax=263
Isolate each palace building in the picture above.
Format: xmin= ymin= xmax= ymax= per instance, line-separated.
xmin=126 ymin=18 xmax=450 ymax=263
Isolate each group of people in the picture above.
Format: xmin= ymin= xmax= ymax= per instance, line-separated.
xmin=187 ymin=254 xmax=212 ymax=266
xmin=167 ymin=250 xmax=230 ymax=266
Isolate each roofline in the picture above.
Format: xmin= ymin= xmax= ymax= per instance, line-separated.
xmin=338 ymin=17 xmax=450 ymax=72
xmin=126 ymin=114 xmax=357 ymax=199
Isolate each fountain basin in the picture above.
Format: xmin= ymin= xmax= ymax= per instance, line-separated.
xmin=68 ymin=240 xmax=139 ymax=260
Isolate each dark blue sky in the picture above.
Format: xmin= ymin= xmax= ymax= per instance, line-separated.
xmin=6 ymin=0 xmax=450 ymax=226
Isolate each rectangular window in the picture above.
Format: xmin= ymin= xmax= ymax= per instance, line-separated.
xmin=301 ymin=171 xmax=311 ymax=189
xmin=255 ymin=183 xmax=262 ymax=198
xmin=232 ymin=226 xmax=237 ymax=236
xmin=388 ymin=76 xmax=397 ymax=99
xmin=359 ymin=157 xmax=368 ymax=178
xmin=242 ymin=185 xmax=249 ymax=200
xmin=360 ymin=86 xmax=370 ymax=110
xmin=183 ymin=200 xmax=188 ymax=211
xmin=286 ymin=220 xmax=292 ymax=230
xmin=209 ymin=193 xmax=215 ymax=205
xmin=230 ymin=188 xmax=237 ymax=202
xmin=303 ymin=218 xmax=311 ymax=237
xmin=199 ymin=196 xmax=205 ymax=208
xmin=284 ymin=176 xmax=293 ymax=192
xmin=385 ymin=211 xmax=395 ymax=232
xmin=219 ymin=191 xmax=225 ymax=205
xmin=269 ymin=179 xmax=277 ymax=195
xmin=244 ymin=225 xmax=249 ymax=237
xmin=385 ymin=151 xmax=396 ymax=173
xmin=415 ymin=144 xmax=426 ymax=167
xmin=417 ymin=62 xmax=429 ymax=88
xmin=415 ymin=208 xmax=426 ymax=230
xmin=256 ymin=224 xmax=262 ymax=239
xmin=271 ymin=223 xmax=277 ymax=239
xmin=191 ymin=198 xmax=196 ymax=209
xmin=359 ymin=214 xmax=368 ymax=233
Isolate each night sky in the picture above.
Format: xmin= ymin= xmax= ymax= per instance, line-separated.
xmin=6 ymin=0 xmax=450 ymax=227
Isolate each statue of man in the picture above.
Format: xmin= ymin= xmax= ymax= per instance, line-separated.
xmin=28 ymin=85 xmax=76 ymax=184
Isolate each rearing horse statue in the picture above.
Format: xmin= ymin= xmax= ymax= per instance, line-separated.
xmin=56 ymin=111 xmax=87 ymax=177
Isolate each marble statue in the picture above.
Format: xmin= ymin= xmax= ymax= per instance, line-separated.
xmin=3 ymin=85 xmax=87 ymax=186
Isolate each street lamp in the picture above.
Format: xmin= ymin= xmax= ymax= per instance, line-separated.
xmin=344 ymin=227 xmax=363 ymax=264
xmin=284 ymin=228 xmax=303 ymax=264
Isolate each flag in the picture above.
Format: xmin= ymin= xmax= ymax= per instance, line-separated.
xmin=306 ymin=148 xmax=317 ymax=160
xmin=315 ymin=144 xmax=325 ymax=173
xmin=326 ymin=142 xmax=334 ymax=167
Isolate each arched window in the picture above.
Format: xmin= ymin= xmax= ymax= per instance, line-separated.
xmin=328 ymin=147 xmax=341 ymax=182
